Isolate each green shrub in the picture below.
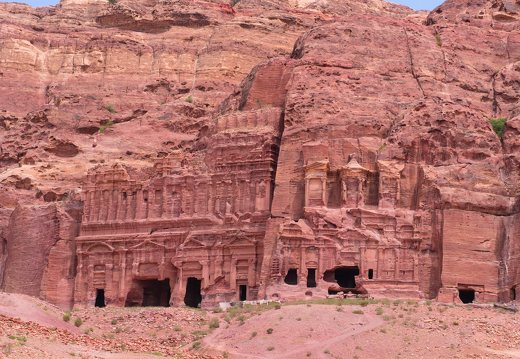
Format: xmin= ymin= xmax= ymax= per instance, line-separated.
xmin=489 ymin=117 xmax=507 ymax=138
xmin=191 ymin=341 xmax=201 ymax=350
xmin=435 ymin=33 xmax=442 ymax=47
xmin=74 ymin=317 xmax=83 ymax=327
xmin=99 ymin=120 xmax=114 ymax=133
xmin=185 ymin=95 xmax=193 ymax=104
xmin=267 ymin=346 xmax=275 ymax=351
xmin=375 ymin=307 xmax=384 ymax=316
xmin=209 ymin=318 xmax=220 ymax=329
xmin=63 ymin=312 xmax=71 ymax=322
xmin=266 ymin=328 xmax=273 ymax=334
xmin=352 ymin=309 xmax=364 ymax=315
xmin=108 ymin=0 xmax=117 ymax=5
xmin=104 ymin=104 xmax=116 ymax=113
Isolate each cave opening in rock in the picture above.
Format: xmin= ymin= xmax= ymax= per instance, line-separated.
xmin=512 ymin=286 xmax=517 ymax=301
xmin=284 ymin=268 xmax=298 ymax=285
xmin=239 ymin=284 xmax=247 ymax=301
xmin=124 ymin=279 xmax=171 ymax=307
xmin=307 ymin=268 xmax=317 ymax=288
xmin=95 ymin=288 xmax=105 ymax=308
xmin=368 ymin=269 xmax=374 ymax=280
xmin=458 ymin=288 xmax=475 ymax=304
xmin=142 ymin=279 xmax=171 ymax=307
xmin=334 ymin=266 xmax=359 ymax=288
xmin=184 ymin=277 xmax=202 ymax=308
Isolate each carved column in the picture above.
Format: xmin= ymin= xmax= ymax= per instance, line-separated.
xmin=394 ymin=248 xmax=400 ymax=280
xmin=202 ymin=260 xmax=210 ymax=288
xmin=163 ymin=186 xmax=172 ymax=218
xmin=248 ymin=258 xmax=256 ymax=287
xmin=135 ymin=190 xmax=145 ymax=220
xmin=83 ymin=191 xmax=91 ymax=223
xmin=230 ymin=258 xmax=237 ymax=290
xmin=108 ymin=190 xmax=117 ymax=221
xmin=118 ymin=249 xmax=127 ymax=301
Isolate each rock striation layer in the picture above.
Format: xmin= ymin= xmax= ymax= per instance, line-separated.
xmin=1 ymin=0 xmax=520 ymax=308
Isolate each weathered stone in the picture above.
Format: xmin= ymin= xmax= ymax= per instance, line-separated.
xmin=2 ymin=0 xmax=520 ymax=309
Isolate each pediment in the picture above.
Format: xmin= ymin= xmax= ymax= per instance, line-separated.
xmin=129 ymin=240 xmax=166 ymax=251
xmin=182 ymin=238 xmax=206 ymax=248
xmin=228 ymin=236 xmax=256 ymax=247
xmin=86 ymin=242 xmax=115 ymax=253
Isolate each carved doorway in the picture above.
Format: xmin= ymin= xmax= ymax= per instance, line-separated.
xmin=95 ymin=289 xmax=105 ymax=308
xmin=184 ymin=277 xmax=202 ymax=308
xmin=239 ymin=284 xmax=247 ymax=301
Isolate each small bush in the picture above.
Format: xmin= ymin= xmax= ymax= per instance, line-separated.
xmin=274 ymin=304 xmax=281 ymax=310
xmin=209 ymin=318 xmax=220 ymax=329
xmin=108 ymin=0 xmax=117 ymax=4
xmin=104 ymin=104 xmax=117 ymax=113
xmin=99 ymin=120 xmax=114 ymax=133
xmin=250 ymin=331 xmax=257 ymax=339
xmin=185 ymin=95 xmax=193 ymax=103
xmin=435 ymin=33 xmax=442 ymax=47
xmin=74 ymin=318 xmax=83 ymax=327
xmin=63 ymin=312 xmax=71 ymax=322
xmin=352 ymin=309 xmax=364 ymax=315
xmin=489 ymin=117 xmax=507 ymax=138
xmin=453 ymin=321 xmax=459 ymax=326
xmin=191 ymin=341 xmax=201 ymax=350
xmin=267 ymin=346 xmax=275 ymax=351
xmin=375 ymin=307 xmax=384 ymax=316
xmin=266 ymin=328 xmax=274 ymax=334
xmin=110 ymin=318 xmax=118 ymax=325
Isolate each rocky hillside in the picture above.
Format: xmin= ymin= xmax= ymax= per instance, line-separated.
xmin=2 ymin=0 xmax=520 ymax=304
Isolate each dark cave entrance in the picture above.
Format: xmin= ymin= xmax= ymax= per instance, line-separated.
xmin=184 ymin=277 xmax=202 ymax=308
xmin=368 ymin=269 xmax=374 ymax=280
xmin=334 ymin=266 xmax=359 ymax=288
xmin=307 ymin=268 xmax=317 ymax=288
xmin=512 ymin=286 xmax=517 ymax=301
xmin=142 ymin=279 xmax=171 ymax=307
xmin=95 ymin=289 xmax=105 ymax=308
xmin=324 ymin=266 xmax=360 ymax=294
xmin=284 ymin=268 xmax=298 ymax=285
xmin=458 ymin=288 xmax=475 ymax=304
xmin=239 ymin=284 xmax=247 ymax=301
xmin=124 ymin=279 xmax=171 ymax=307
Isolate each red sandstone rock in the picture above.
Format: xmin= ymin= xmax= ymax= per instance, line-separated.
xmin=1 ymin=0 xmax=520 ymax=310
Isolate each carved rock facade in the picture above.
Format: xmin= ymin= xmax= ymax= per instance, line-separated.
xmin=3 ymin=0 xmax=520 ymax=309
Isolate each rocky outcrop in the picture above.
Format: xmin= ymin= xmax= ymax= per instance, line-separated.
xmin=2 ymin=0 xmax=520 ymax=309
xmin=2 ymin=201 xmax=80 ymax=301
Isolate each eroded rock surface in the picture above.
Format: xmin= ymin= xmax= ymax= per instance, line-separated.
xmin=1 ymin=0 xmax=520 ymax=309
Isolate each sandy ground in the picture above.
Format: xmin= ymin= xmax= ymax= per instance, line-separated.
xmin=204 ymin=299 xmax=520 ymax=359
xmin=2 ymin=293 xmax=520 ymax=358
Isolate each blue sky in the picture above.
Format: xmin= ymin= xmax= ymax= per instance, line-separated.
xmin=1 ymin=0 xmax=444 ymax=10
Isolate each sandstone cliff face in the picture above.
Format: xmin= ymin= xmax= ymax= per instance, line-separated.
xmin=2 ymin=0 xmax=520 ymax=308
